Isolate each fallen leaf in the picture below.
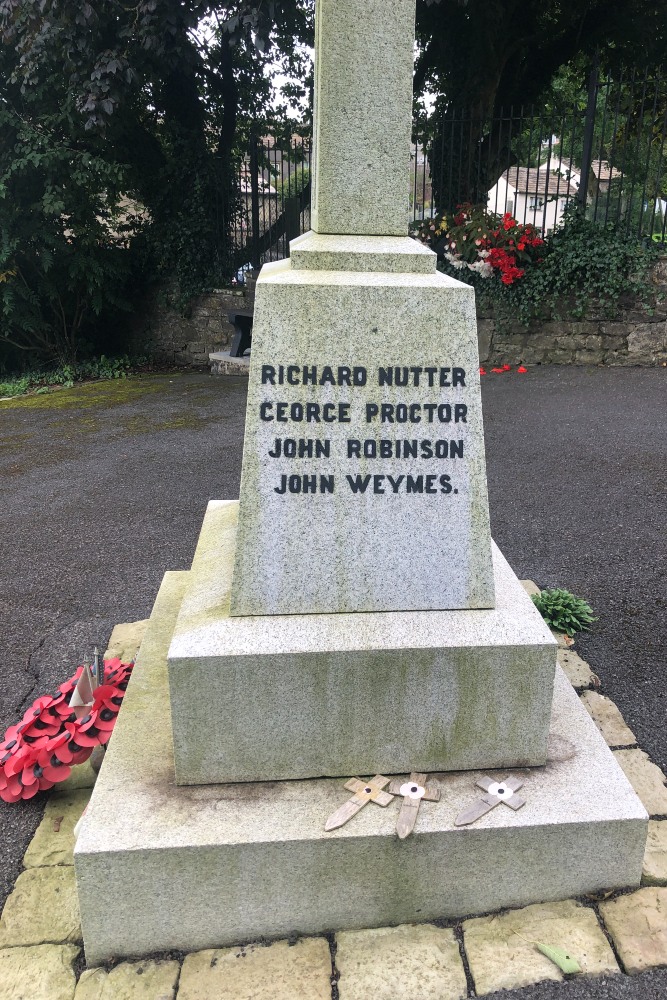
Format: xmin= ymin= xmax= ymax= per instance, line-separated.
xmin=536 ymin=943 xmax=582 ymax=974
xmin=585 ymin=888 xmax=614 ymax=902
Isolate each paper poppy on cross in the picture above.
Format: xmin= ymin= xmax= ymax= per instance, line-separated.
xmin=388 ymin=772 xmax=441 ymax=839
xmin=325 ymin=776 xmax=394 ymax=831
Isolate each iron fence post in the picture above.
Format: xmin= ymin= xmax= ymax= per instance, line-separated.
xmin=578 ymin=54 xmax=599 ymax=213
xmin=249 ymin=132 xmax=261 ymax=270
xmin=284 ymin=197 xmax=301 ymax=252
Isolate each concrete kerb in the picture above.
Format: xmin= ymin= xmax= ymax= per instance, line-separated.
xmin=2 ymin=605 xmax=666 ymax=997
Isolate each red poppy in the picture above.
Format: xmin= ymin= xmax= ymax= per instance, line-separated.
xmin=2 ymin=722 xmax=27 ymax=746
xmin=20 ymin=712 xmax=61 ymax=740
xmin=93 ymin=707 xmax=119 ymax=732
xmin=0 ymin=735 xmax=21 ymax=760
xmin=48 ymin=690 xmax=73 ymax=714
xmin=65 ymin=718 xmax=102 ymax=748
xmin=491 ymin=367 xmax=506 ymax=373
xmin=0 ymin=657 xmax=133 ymax=801
xmin=0 ymin=773 xmax=26 ymax=802
xmin=27 ymin=695 xmax=55 ymax=714
xmin=3 ymin=744 xmax=35 ymax=777
xmin=20 ymin=760 xmax=44 ymax=787
xmin=104 ymin=661 xmax=131 ymax=686
xmin=92 ymin=685 xmax=123 ymax=710
xmin=52 ymin=702 xmax=78 ymax=721
xmin=35 ymin=746 xmax=71 ymax=782
xmin=479 ymin=367 xmax=487 ymax=375
xmin=46 ymin=731 xmax=76 ymax=763
xmin=58 ymin=668 xmax=83 ymax=694
xmin=15 ymin=778 xmax=41 ymax=800
xmin=46 ymin=731 xmax=92 ymax=766
xmin=517 ymin=365 xmax=528 ymax=373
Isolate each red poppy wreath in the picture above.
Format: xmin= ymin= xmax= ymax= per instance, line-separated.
xmin=0 ymin=658 xmax=133 ymax=802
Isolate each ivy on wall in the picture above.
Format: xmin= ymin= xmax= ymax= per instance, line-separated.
xmin=413 ymin=207 xmax=662 ymax=332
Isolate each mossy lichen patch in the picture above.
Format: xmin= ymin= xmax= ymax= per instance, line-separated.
xmin=0 ymin=374 xmax=183 ymax=411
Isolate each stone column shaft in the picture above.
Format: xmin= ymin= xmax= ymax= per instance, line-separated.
xmin=311 ymin=0 xmax=416 ymax=236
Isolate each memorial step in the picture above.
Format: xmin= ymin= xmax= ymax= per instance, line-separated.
xmin=74 ymin=571 xmax=647 ymax=964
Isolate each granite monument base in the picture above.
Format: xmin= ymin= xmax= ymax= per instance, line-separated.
xmin=75 ymin=572 xmax=647 ymax=965
xmin=168 ymin=501 xmax=557 ymax=785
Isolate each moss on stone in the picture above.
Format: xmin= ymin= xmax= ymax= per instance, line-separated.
xmin=0 ymin=374 xmax=182 ymax=411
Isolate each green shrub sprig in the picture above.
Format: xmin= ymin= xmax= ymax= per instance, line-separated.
xmin=0 ymin=355 xmax=145 ymax=398
xmin=531 ymin=588 xmax=597 ymax=637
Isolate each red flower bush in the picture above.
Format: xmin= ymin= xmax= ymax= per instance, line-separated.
xmin=0 ymin=658 xmax=133 ymax=802
xmin=413 ymin=203 xmax=544 ymax=287
xmin=487 ymin=247 xmax=525 ymax=285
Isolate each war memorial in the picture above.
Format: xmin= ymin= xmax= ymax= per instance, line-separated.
xmin=73 ymin=0 xmax=647 ymax=963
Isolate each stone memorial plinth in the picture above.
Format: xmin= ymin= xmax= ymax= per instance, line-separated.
xmin=169 ymin=502 xmax=554 ymax=785
xmin=75 ymin=0 xmax=647 ymax=963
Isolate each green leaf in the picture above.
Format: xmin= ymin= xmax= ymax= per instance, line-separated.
xmin=532 ymin=587 xmax=597 ymax=636
xmin=536 ymin=943 xmax=582 ymax=974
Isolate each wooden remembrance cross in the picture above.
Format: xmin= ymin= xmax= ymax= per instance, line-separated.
xmin=325 ymin=776 xmax=394 ymax=832
xmin=388 ymin=772 xmax=441 ymax=839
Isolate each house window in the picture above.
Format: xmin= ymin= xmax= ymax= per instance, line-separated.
xmin=528 ymin=196 xmax=544 ymax=211
xmin=506 ymin=199 xmax=514 ymax=215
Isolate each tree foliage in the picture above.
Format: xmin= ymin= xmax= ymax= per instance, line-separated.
xmin=1 ymin=0 xmax=665 ymax=365
xmin=415 ymin=0 xmax=667 ymax=117
xmin=415 ymin=0 xmax=667 ymax=212
xmin=0 ymin=22 xmax=142 ymax=364
xmin=0 ymin=0 xmax=314 ymax=364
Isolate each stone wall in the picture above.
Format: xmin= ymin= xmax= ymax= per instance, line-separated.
xmin=139 ymin=260 xmax=666 ymax=367
xmin=480 ymin=257 xmax=667 ymax=367
xmin=135 ymin=275 xmax=257 ymax=366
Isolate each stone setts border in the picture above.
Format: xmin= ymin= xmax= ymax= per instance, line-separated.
xmin=0 ymin=599 xmax=666 ymax=1000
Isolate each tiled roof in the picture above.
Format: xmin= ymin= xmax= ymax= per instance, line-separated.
xmin=501 ymin=165 xmax=579 ymax=196
xmin=591 ymin=159 xmax=622 ymax=181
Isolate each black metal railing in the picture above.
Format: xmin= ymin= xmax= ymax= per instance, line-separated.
xmin=220 ymin=67 xmax=666 ymax=282
xmin=414 ymin=66 xmax=667 ymax=240
xmin=220 ymin=133 xmax=313 ymax=281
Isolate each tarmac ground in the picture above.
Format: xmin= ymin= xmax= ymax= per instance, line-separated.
xmin=0 ymin=365 xmax=665 ymax=996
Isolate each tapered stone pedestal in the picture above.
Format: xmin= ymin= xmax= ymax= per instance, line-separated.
xmin=231 ymin=245 xmax=495 ymax=617
xmin=75 ymin=571 xmax=647 ymax=965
